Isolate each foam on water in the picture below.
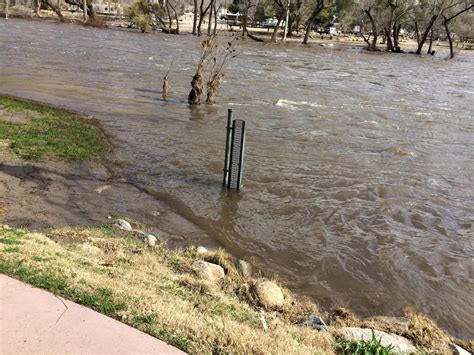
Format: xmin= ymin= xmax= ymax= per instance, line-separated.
xmin=276 ymin=99 xmax=323 ymax=110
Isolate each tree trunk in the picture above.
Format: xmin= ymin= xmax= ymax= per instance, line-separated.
xmin=384 ymin=27 xmax=394 ymax=51
xmin=212 ymin=3 xmax=217 ymax=34
xmin=414 ymin=20 xmax=419 ymax=46
xmin=302 ymin=18 xmax=313 ymax=44
xmin=197 ymin=14 xmax=204 ymax=35
xmin=45 ymin=0 xmax=64 ymax=21
xmin=287 ymin=15 xmax=294 ymax=37
xmin=197 ymin=0 xmax=212 ymax=36
xmin=166 ymin=1 xmax=173 ymax=30
xmin=302 ymin=0 xmax=323 ymax=44
xmin=295 ymin=0 xmax=302 ymax=33
xmin=415 ymin=14 xmax=438 ymax=55
xmin=427 ymin=27 xmax=434 ymax=54
xmin=271 ymin=15 xmax=283 ymax=42
xmin=364 ymin=7 xmax=378 ymax=51
xmin=282 ymin=0 xmax=290 ymax=42
xmin=192 ymin=0 xmax=198 ymax=35
xmin=385 ymin=4 xmax=395 ymax=51
xmin=393 ymin=24 xmax=401 ymax=52
xmin=87 ymin=0 xmax=95 ymax=20
xmin=5 ymin=0 xmax=9 ymax=19
xmin=207 ymin=1 xmax=212 ymax=35
xmin=34 ymin=0 xmax=41 ymax=16
xmin=242 ymin=15 xmax=247 ymax=37
xmin=169 ymin=1 xmax=179 ymax=34
xmin=443 ymin=19 xmax=454 ymax=59
xmin=82 ymin=0 xmax=87 ymax=22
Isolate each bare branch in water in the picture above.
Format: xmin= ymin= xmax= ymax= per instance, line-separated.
xmin=188 ymin=35 xmax=239 ymax=105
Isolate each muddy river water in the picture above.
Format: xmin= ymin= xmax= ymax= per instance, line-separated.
xmin=1 ymin=19 xmax=473 ymax=339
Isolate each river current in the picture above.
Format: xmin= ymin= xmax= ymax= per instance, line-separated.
xmin=1 ymin=19 xmax=473 ymax=339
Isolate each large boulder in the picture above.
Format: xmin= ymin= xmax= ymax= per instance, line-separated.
xmin=450 ymin=344 xmax=470 ymax=355
xmin=146 ymin=235 xmax=157 ymax=246
xmin=115 ymin=219 xmax=132 ymax=231
xmin=254 ymin=281 xmax=284 ymax=309
xmin=196 ymin=246 xmax=208 ymax=254
xmin=136 ymin=231 xmax=158 ymax=246
xmin=341 ymin=327 xmax=417 ymax=353
xmin=192 ymin=261 xmax=225 ymax=282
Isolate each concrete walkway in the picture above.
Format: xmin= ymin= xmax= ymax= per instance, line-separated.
xmin=0 ymin=274 xmax=185 ymax=354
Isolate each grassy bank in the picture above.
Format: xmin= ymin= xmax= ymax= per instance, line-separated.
xmin=1 ymin=223 xmax=469 ymax=354
xmin=0 ymin=95 xmax=110 ymax=160
xmin=0 ymin=225 xmax=333 ymax=353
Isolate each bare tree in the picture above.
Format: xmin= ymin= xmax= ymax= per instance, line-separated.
xmin=360 ymin=3 xmax=380 ymax=51
xmin=212 ymin=1 xmax=220 ymax=34
xmin=189 ymin=35 xmax=238 ymax=105
xmin=282 ymin=0 xmax=290 ymax=42
xmin=207 ymin=0 xmax=217 ymax=34
xmin=271 ymin=0 xmax=285 ymax=42
xmin=441 ymin=0 xmax=473 ymax=58
xmin=302 ymin=0 xmax=324 ymax=44
xmin=237 ymin=0 xmax=255 ymax=37
xmin=197 ymin=0 xmax=213 ymax=35
xmin=206 ymin=38 xmax=238 ymax=103
xmin=189 ymin=36 xmax=214 ymax=105
xmin=410 ymin=0 xmax=444 ymax=54
xmin=381 ymin=0 xmax=409 ymax=52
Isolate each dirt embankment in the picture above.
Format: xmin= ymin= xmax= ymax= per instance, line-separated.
xmin=0 ymin=95 xmax=218 ymax=250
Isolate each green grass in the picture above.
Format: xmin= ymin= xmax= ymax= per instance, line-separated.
xmin=335 ymin=330 xmax=395 ymax=354
xmin=74 ymin=288 xmax=127 ymax=316
xmin=0 ymin=95 xmax=110 ymax=161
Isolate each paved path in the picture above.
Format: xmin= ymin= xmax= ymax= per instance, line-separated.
xmin=0 ymin=274 xmax=185 ymax=354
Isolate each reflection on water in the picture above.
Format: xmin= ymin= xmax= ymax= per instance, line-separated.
xmin=1 ymin=18 xmax=473 ymax=339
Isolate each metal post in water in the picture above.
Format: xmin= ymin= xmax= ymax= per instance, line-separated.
xmin=223 ymin=109 xmax=233 ymax=186
xmin=227 ymin=119 xmax=246 ymax=190
xmin=235 ymin=120 xmax=245 ymax=190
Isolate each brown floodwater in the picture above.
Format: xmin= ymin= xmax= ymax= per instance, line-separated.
xmin=1 ymin=19 xmax=473 ymax=339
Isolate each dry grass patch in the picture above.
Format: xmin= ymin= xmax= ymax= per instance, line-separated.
xmin=0 ymin=226 xmax=333 ymax=354
xmin=402 ymin=309 xmax=452 ymax=352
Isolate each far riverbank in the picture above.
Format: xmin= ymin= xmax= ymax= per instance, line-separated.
xmin=2 ymin=5 xmax=473 ymax=59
